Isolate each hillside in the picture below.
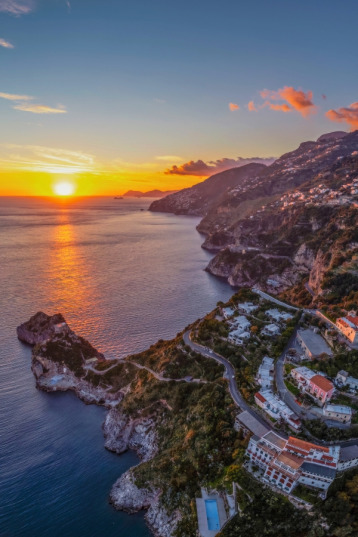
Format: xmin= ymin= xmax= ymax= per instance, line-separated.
xmin=149 ymin=163 xmax=268 ymax=215
xmin=123 ymin=189 xmax=178 ymax=198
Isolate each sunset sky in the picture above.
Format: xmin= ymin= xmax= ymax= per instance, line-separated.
xmin=1 ymin=0 xmax=358 ymax=196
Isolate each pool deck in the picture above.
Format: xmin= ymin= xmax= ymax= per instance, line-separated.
xmin=196 ymin=490 xmax=228 ymax=537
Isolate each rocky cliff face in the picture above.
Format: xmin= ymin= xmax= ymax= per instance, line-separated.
xmin=151 ymin=130 xmax=358 ymax=300
xmin=17 ymin=311 xmax=67 ymax=345
xmin=19 ymin=313 xmax=181 ymax=537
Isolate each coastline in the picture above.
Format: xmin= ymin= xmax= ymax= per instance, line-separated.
xmin=30 ymin=346 xmax=180 ymax=537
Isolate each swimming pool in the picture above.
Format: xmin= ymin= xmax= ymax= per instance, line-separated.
xmin=205 ymin=499 xmax=220 ymax=531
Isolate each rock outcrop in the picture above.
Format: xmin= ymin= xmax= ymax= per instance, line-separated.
xmin=110 ymin=471 xmax=181 ymax=537
xmin=17 ymin=311 xmax=68 ymax=345
xmin=103 ymin=408 xmax=158 ymax=461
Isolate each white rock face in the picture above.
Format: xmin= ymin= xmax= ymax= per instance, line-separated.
xmin=110 ymin=471 xmax=182 ymax=537
xmin=103 ymin=408 xmax=158 ymax=461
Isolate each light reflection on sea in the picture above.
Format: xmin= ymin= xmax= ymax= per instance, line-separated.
xmin=0 ymin=196 xmax=233 ymax=537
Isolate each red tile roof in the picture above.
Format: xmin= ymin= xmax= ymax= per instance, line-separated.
xmin=287 ymin=436 xmax=329 ymax=454
xmin=347 ymin=316 xmax=358 ymax=328
xmin=310 ymin=375 xmax=334 ymax=393
xmin=255 ymin=392 xmax=267 ymax=404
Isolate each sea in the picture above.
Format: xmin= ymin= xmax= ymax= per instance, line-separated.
xmin=0 ymin=196 xmax=233 ymax=537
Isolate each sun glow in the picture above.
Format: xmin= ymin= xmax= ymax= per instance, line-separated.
xmin=53 ymin=180 xmax=76 ymax=196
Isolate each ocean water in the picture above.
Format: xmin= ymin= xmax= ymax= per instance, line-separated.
xmin=0 ymin=197 xmax=232 ymax=537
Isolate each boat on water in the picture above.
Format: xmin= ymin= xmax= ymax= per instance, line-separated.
xmin=114 ymin=196 xmax=123 ymax=199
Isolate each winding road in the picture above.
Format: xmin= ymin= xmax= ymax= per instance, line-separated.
xmin=183 ymin=331 xmax=273 ymax=431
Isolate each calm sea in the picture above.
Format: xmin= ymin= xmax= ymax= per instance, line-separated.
xmin=0 ymin=197 xmax=232 ymax=537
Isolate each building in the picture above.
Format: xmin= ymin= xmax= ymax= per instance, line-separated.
xmin=246 ymin=433 xmax=340 ymax=493
xmin=238 ymin=302 xmax=258 ymax=314
xmin=255 ymin=390 xmax=301 ymax=430
xmin=309 ymin=375 xmax=334 ymax=405
xmin=296 ymin=329 xmax=333 ymax=359
xmin=338 ymin=445 xmax=358 ymax=471
xmin=262 ymin=323 xmax=281 ymax=337
xmin=323 ymin=404 xmax=352 ymax=424
xmin=257 ymin=356 xmax=274 ymax=388
xmin=291 ymin=366 xmax=316 ymax=387
xmin=222 ymin=306 xmax=235 ymax=319
xmin=291 ymin=367 xmax=334 ymax=405
xmin=335 ymin=370 xmax=358 ymax=392
xmin=266 ymin=308 xmax=293 ymax=322
xmin=336 ymin=316 xmax=358 ymax=344
xmin=228 ymin=315 xmax=251 ymax=345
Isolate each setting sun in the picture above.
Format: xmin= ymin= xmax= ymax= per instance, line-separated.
xmin=53 ymin=181 xmax=76 ymax=196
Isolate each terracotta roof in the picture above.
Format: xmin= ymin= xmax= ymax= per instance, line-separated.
xmin=276 ymin=452 xmax=303 ymax=470
xmin=347 ymin=315 xmax=358 ymax=327
xmin=287 ymin=436 xmax=329 ymax=454
xmin=310 ymin=375 xmax=334 ymax=392
xmin=255 ymin=392 xmax=267 ymax=404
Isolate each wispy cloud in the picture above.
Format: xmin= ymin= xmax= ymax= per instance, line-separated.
xmin=164 ymin=156 xmax=275 ymax=176
xmin=229 ymin=102 xmax=239 ymax=111
xmin=259 ymin=86 xmax=317 ymax=117
xmin=0 ymin=0 xmax=34 ymax=15
xmin=0 ymin=38 xmax=14 ymax=48
xmin=0 ymin=91 xmax=32 ymax=101
xmin=66 ymin=0 xmax=71 ymax=13
xmin=326 ymin=102 xmax=358 ymax=131
xmin=247 ymin=100 xmax=257 ymax=112
xmin=0 ymin=91 xmax=67 ymax=114
xmin=155 ymin=155 xmax=183 ymax=162
xmin=0 ymin=144 xmax=95 ymax=174
xmin=13 ymin=103 xmax=67 ymax=114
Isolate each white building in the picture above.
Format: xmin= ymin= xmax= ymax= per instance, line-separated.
xmin=222 ymin=306 xmax=235 ymax=319
xmin=228 ymin=315 xmax=251 ymax=345
xmin=338 ymin=445 xmax=358 ymax=471
xmin=335 ymin=370 xmax=358 ymax=392
xmin=255 ymin=390 xmax=301 ymax=430
xmin=262 ymin=323 xmax=281 ymax=337
xmin=246 ymin=433 xmax=340 ymax=493
xmin=257 ymin=357 xmax=274 ymax=388
xmin=266 ymin=308 xmax=293 ymax=322
xmin=238 ymin=302 xmax=258 ymax=314
xmin=291 ymin=366 xmax=316 ymax=387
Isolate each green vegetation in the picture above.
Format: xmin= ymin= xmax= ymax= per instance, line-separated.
xmin=292 ymin=484 xmax=320 ymax=505
xmin=220 ymin=484 xmax=323 ymax=537
xmin=319 ymin=469 xmax=358 ymax=536
xmin=311 ymin=349 xmax=358 ymax=380
xmin=285 ymin=381 xmax=300 ymax=396
xmin=303 ymin=419 xmax=358 ymax=441
xmin=36 ymin=333 xmax=101 ymax=377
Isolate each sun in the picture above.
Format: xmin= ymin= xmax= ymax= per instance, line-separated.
xmin=53 ymin=180 xmax=76 ymax=196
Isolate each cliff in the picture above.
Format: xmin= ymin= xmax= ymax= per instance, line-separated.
xmin=18 ymin=315 xmax=235 ymax=537
xmin=149 ymin=163 xmax=267 ymax=215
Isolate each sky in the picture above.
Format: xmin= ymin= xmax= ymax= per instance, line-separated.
xmin=0 ymin=0 xmax=357 ymax=196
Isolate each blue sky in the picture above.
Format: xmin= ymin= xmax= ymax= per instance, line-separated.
xmin=0 ymin=0 xmax=357 ymax=194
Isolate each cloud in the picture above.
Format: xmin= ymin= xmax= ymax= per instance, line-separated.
xmin=0 ymin=38 xmax=14 ymax=48
xmin=155 ymin=155 xmax=183 ymax=162
xmin=259 ymin=86 xmax=317 ymax=117
xmin=0 ymin=0 xmax=34 ymax=15
xmin=264 ymin=102 xmax=292 ymax=112
xmin=326 ymin=102 xmax=358 ymax=131
xmin=66 ymin=0 xmax=71 ymax=12
xmin=0 ymin=91 xmax=67 ymax=114
xmin=0 ymin=144 xmax=95 ymax=174
xmin=13 ymin=103 xmax=67 ymax=114
xmin=0 ymin=91 xmax=33 ymax=101
xmin=164 ymin=156 xmax=276 ymax=176
xmin=229 ymin=102 xmax=239 ymax=111
xmin=247 ymin=100 xmax=257 ymax=112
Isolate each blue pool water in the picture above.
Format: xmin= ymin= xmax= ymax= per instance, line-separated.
xmin=205 ymin=499 xmax=220 ymax=531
